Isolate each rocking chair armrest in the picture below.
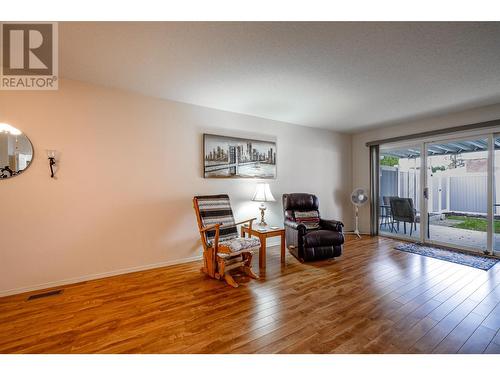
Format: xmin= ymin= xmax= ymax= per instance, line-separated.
xmin=200 ymin=224 xmax=221 ymax=254
xmin=201 ymin=218 xmax=256 ymax=232
xmin=200 ymin=224 xmax=221 ymax=248
xmin=200 ymin=224 xmax=221 ymax=252
xmin=218 ymin=218 xmax=257 ymax=230
xmin=199 ymin=223 xmax=221 ymax=232
xmin=232 ymin=218 xmax=257 ymax=227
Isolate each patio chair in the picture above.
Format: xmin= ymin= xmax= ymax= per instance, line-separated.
xmin=389 ymin=197 xmax=418 ymax=235
xmin=381 ymin=196 xmax=398 ymax=231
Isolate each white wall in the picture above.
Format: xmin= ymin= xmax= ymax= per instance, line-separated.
xmin=0 ymin=79 xmax=352 ymax=296
xmin=352 ymin=103 xmax=500 ymax=233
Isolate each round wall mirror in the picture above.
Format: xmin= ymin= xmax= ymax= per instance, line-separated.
xmin=0 ymin=123 xmax=34 ymax=180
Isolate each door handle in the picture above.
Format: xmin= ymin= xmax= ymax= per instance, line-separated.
xmin=424 ymin=187 xmax=429 ymax=199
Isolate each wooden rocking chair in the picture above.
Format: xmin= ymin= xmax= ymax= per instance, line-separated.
xmin=193 ymin=194 xmax=260 ymax=287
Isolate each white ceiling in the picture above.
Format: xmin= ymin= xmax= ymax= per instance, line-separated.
xmin=60 ymin=22 xmax=500 ymax=133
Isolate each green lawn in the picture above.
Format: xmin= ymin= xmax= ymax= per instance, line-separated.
xmin=448 ymin=215 xmax=500 ymax=233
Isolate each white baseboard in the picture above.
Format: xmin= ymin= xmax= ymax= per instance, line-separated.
xmin=0 ymin=255 xmax=203 ymax=298
xmin=1 ymin=239 xmax=284 ymax=298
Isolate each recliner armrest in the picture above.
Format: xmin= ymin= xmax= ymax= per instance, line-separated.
xmin=320 ymin=218 xmax=344 ymax=232
xmin=284 ymin=219 xmax=307 ymax=232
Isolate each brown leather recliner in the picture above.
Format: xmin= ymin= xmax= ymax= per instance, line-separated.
xmin=283 ymin=193 xmax=344 ymax=262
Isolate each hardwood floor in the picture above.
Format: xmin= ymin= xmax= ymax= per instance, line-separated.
xmin=1 ymin=236 xmax=499 ymax=354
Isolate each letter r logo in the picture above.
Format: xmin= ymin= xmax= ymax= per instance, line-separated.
xmin=2 ymin=23 xmax=53 ymax=76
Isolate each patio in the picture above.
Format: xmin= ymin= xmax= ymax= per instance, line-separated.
xmin=379 ymin=220 xmax=500 ymax=252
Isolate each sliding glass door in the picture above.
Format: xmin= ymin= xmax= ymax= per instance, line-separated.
xmin=424 ymin=137 xmax=489 ymax=253
xmin=379 ymin=144 xmax=422 ymax=241
xmin=376 ymin=132 xmax=498 ymax=256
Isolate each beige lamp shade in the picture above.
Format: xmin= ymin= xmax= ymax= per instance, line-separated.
xmin=252 ymin=183 xmax=276 ymax=202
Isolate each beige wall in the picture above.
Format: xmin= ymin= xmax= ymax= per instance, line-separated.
xmin=352 ymin=103 xmax=500 ymax=233
xmin=0 ymin=79 xmax=352 ymax=296
xmin=0 ymin=133 xmax=8 ymax=168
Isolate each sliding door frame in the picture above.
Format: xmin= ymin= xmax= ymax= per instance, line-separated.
xmin=373 ymin=126 xmax=500 ymax=257
xmin=422 ymin=133 xmax=492 ymax=254
xmin=378 ymin=141 xmax=424 ymax=243
xmin=487 ymin=134 xmax=494 ymax=253
xmin=419 ymin=140 xmax=427 ymax=246
xmin=369 ymin=145 xmax=380 ymax=236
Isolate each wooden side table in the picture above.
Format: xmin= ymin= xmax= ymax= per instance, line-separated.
xmin=240 ymin=225 xmax=285 ymax=268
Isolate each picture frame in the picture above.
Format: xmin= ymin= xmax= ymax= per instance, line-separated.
xmin=203 ymin=133 xmax=277 ymax=179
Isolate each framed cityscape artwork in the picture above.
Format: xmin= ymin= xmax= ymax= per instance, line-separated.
xmin=203 ymin=134 xmax=277 ymax=178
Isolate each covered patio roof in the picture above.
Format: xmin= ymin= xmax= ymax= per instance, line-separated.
xmin=381 ymin=139 xmax=499 ymax=158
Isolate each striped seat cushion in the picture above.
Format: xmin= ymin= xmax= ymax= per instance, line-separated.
xmin=196 ymin=195 xmax=239 ymax=245
xmin=294 ymin=210 xmax=320 ymax=229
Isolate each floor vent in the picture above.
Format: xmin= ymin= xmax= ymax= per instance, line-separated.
xmin=27 ymin=289 xmax=63 ymax=301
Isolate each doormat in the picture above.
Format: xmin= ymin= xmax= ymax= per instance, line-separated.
xmin=395 ymin=243 xmax=499 ymax=271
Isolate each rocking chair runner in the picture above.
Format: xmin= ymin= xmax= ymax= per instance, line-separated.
xmin=193 ymin=194 xmax=260 ymax=287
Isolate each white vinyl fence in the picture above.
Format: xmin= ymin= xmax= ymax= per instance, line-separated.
xmin=380 ymin=166 xmax=420 ymax=209
xmin=380 ymin=166 xmax=489 ymax=215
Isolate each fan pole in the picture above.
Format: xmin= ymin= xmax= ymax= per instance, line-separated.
xmin=345 ymin=205 xmax=363 ymax=238
xmin=354 ymin=205 xmax=361 ymax=239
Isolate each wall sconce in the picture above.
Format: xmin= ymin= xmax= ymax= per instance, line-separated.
xmin=46 ymin=150 xmax=56 ymax=178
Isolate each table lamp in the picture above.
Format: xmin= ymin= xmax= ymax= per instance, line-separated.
xmin=252 ymin=183 xmax=276 ymax=226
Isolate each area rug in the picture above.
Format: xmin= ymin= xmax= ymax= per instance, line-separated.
xmin=395 ymin=243 xmax=499 ymax=271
